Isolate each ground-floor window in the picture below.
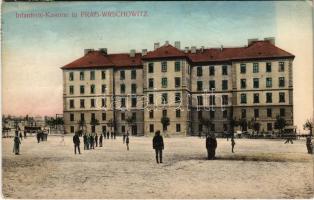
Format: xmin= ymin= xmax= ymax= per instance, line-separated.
xmin=70 ymin=126 xmax=74 ymax=133
xmin=121 ymin=125 xmax=125 ymax=133
xmin=149 ymin=124 xmax=154 ymax=133
xmin=267 ymin=123 xmax=272 ymax=131
xmin=102 ymin=126 xmax=106 ymax=133
xmin=91 ymin=126 xmax=95 ymax=133
xmin=223 ymin=124 xmax=227 ymax=131
xmin=210 ymin=124 xmax=215 ymax=132
xmin=198 ymin=124 xmax=202 ymax=132
xmin=176 ymin=124 xmax=181 ymax=132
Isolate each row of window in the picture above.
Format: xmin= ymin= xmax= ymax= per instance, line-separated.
xmin=68 ymin=70 xmax=137 ymax=81
xmin=240 ymin=108 xmax=286 ymax=119
xmin=240 ymin=62 xmax=285 ymax=74
xmin=197 ymin=80 xmax=228 ymax=91
xmin=148 ymin=77 xmax=181 ymax=89
xmin=197 ymin=95 xmax=229 ymax=106
xmin=69 ymin=84 xmax=138 ymax=95
xmin=149 ymin=124 xmax=181 ymax=133
xmin=148 ymin=61 xmax=182 ymax=73
xmin=197 ymin=65 xmax=228 ymax=76
xmin=147 ymin=93 xmax=182 ymax=104
xmin=240 ymin=92 xmax=286 ymax=104
xmin=70 ymin=112 xmax=137 ymax=122
xmin=240 ymin=77 xmax=285 ymax=89
xmin=69 ymin=97 xmax=139 ymax=109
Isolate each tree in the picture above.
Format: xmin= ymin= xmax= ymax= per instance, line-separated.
xmin=126 ymin=116 xmax=136 ymax=135
xmin=200 ymin=117 xmax=212 ymax=136
xmin=160 ymin=116 xmax=170 ymax=136
xmin=303 ymin=119 xmax=313 ymax=136
xmin=274 ymin=115 xmax=286 ymax=135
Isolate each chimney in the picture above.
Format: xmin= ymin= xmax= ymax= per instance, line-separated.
xmin=200 ymin=46 xmax=204 ymax=53
xmin=184 ymin=47 xmax=189 ymax=53
xmin=220 ymin=45 xmax=223 ymax=51
xmin=165 ymin=41 xmax=169 ymax=46
xmin=130 ymin=49 xmax=136 ymax=57
xmin=99 ymin=48 xmax=107 ymax=55
xmin=248 ymin=38 xmax=258 ymax=46
xmin=264 ymin=37 xmax=275 ymax=45
xmin=84 ymin=49 xmax=94 ymax=55
xmin=174 ymin=41 xmax=181 ymax=50
xmin=154 ymin=42 xmax=160 ymax=50
xmin=142 ymin=49 xmax=147 ymax=56
xmin=191 ymin=46 xmax=196 ymax=54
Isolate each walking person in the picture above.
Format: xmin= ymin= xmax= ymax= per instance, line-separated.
xmin=95 ymin=134 xmax=98 ymax=147
xmin=73 ymin=132 xmax=81 ymax=154
xmin=107 ymin=131 xmax=110 ymax=139
xmin=126 ymin=135 xmax=129 ymax=151
xmin=306 ymin=136 xmax=313 ymax=154
xmin=206 ymin=134 xmax=217 ymax=159
xmin=231 ymin=137 xmax=235 ymax=153
xmin=152 ymin=130 xmax=164 ymax=164
xmin=123 ymin=132 xmax=126 ymax=144
xmin=90 ymin=134 xmax=95 ymax=149
xmin=36 ymin=132 xmax=41 ymax=143
xmin=99 ymin=134 xmax=103 ymax=147
xmin=13 ymin=131 xmax=21 ymax=155
xmin=86 ymin=134 xmax=90 ymax=150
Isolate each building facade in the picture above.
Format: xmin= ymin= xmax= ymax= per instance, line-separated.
xmin=61 ymin=38 xmax=294 ymax=136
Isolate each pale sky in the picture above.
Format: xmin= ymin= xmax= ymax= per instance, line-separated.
xmin=1 ymin=1 xmax=313 ymax=131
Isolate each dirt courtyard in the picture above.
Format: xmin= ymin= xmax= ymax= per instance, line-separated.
xmin=2 ymin=135 xmax=314 ymax=199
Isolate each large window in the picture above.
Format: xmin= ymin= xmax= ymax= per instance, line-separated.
xmin=80 ymin=85 xmax=85 ymax=94
xmin=148 ymin=63 xmax=154 ymax=73
xmin=131 ymin=70 xmax=136 ymax=79
xmin=279 ymin=62 xmax=285 ymax=72
xmin=90 ymin=85 xmax=95 ymax=94
xmin=241 ymin=109 xmax=246 ymax=118
xmin=176 ymin=124 xmax=181 ymax=132
xmin=279 ymin=92 xmax=285 ymax=103
xmin=120 ymin=71 xmax=125 ymax=80
xmin=266 ymin=93 xmax=272 ymax=103
xmin=197 ymin=67 xmax=203 ymax=76
xmin=240 ymin=79 xmax=246 ymax=89
xmin=90 ymin=99 xmax=95 ymax=108
xmin=197 ymin=96 xmax=203 ymax=106
xmin=161 ymin=61 xmax=167 ymax=72
xmin=148 ymin=78 xmax=154 ymax=88
xmin=176 ymin=109 xmax=181 ymax=117
xmin=240 ymin=93 xmax=247 ymax=104
xmin=121 ymin=98 xmax=126 ymax=108
xmin=280 ymin=108 xmax=285 ymax=117
xmin=254 ymin=109 xmax=259 ymax=118
xmin=279 ymin=77 xmax=285 ymax=87
xmin=253 ymin=63 xmax=259 ymax=73
xmin=222 ymin=65 xmax=228 ymax=75
xmin=253 ymin=93 xmax=259 ymax=103
xmin=223 ymin=110 xmax=228 ymax=118
xmin=162 ymin=93 xmax=168 ymax=104
xmin=209 ymin=95 xmax=215 ymax=105
xmin=240 ymin=64 xmax=246 ymax=74
xmin=120 ymin=84 xmax=125 ymax=94
xmin=197 ymin=81 xmax=203 ymax=91
xmin=161 ymin=78 xmax=168 ymax=88
xmin=209 ymin=80 xmax=215 ymax=90
xmin=80 ymin=99 xmax=85 ymax=108
xmin=210 ymin=110 xmax=215 ymax=119
xmin=69 ymin=86 xmax=74 ymax=94
xmin=175 ymin=61 xmax=181 ymax=72
xmin=175 ymin=77 xmax=181 ymax=88
xmin=266 ymin=78 xmax=272 ymax=88
xmin=175 ymin=93 xmax=181 ymax=103
xmin=70 ymin=99 xmax=74 ymax=108
xmin=69 ymin=72 xmax=74 ymax=81
xmin=209 ymin=66 xmax=215 ymax=76
xmin=267 ymin=108 xmax=272 ymax=118
xmin=131 ymin=84 xmax=137 ymax=94
xmin=266 ymin=62 xmax=272 ymax=72
xmin=131 ymin=97 xmax=137 ymax=107
xmin=253 ymin=78 xmax=259 ymax=88
xmin=90 ymin=71 xmax=95 ymax=80
xmin=70 ymin=113 xmax=74 ymax=121
xmin=222 ymin=80 xmax=228 ymax=90
xmin=149 ymin=110 xmax=154 ymax=118
xmin=149 ymin=94 xmax=154 ymax=104
xmin=101 ymin=71 xmax=106 ymax=79
xmin=80 ymin=71 xmax=84 ymax=80
xmin=222 ymin=95 xmax=228 ymax=105
xmin=102 ymin=113 xmax=106 ymax=121
xmin=101 ymin=84 xmax=107 ymax=93
xmin=150 ymin=124 xmax=154 ymax=133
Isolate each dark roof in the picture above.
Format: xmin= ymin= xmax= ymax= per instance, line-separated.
xmin=61 ymin=41 xmax=294 ymax=69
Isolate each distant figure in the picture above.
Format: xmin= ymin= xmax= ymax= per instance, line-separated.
xmin=153 ymin=130 xmax=164 ymax=164
xmin=103 ymin=130 xmax=106 ymax=139
xmin=206 ymin=134 xmax=217 ymax=160
xmin=113 ymin=131 xmax=116 ymax=139
xmin=306 ymin=136 xmax=313 ymax=154
xmin=123 ymin=132 xmax=126 ymax=144
xmin=86 ymin=134 xmax=90 ymax=150
xmin=73 ymin=132 xmax=81 ymax=154
xmin=95 ymin=134 xmax=98 ymax=147
xmin=231 ymin=137 xmax=235 ymax=153
xmin=13 ymin=132 xmax=21 ymax=155
xmin=110 ymin=131 xmax=113 ymax=139
xmin=99 ymin=134 xmax=103 ymax=147
xmin=126 ymin=135 xmax=129 ymax=151
xmin=83 ymin=134 xmax=87 ymax=150
xmin=284 ymin=134 xmax=294 ymax=144
xmin=107 ymin=131 xmax=110 ymax=139
xmin=36 ymin=132 xmax=41 ymax=143
xmin=90 ymin=134 xmax=95 ymax=149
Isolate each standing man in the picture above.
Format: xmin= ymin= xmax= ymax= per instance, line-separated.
xmin=231 ymin=137 xmax=235 ymax=153
xmin=13 ymin=131 xmax=21 ymax=155
xmin=123 ymin=132 xmax=126 ymax=144
xmin=126 ymin=135 xmax=130 ymax=151
xmin=206 ymin=135 xmax=211 ymax=159
xmin=99 ymin=133 xmax=103 ymax=147
xmin=95 ymin=134 xmax=98 ymax=147
xmin=306 ymin=136 xmax=313 ymax=154
xmin=152 ymin=130 xmax=164 ymax=164
xmin=107 ymin=131 xmax=110 ymax=139
xmin=83 ymin=134 xmax=87 ymax=150
xmin=73 ymin=132 xmax=81 ymax=154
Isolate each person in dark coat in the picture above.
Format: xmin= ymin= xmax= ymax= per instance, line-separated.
xmin=123 ymin=132 xmax=127 ymax=144
xmin=206 ymin=134 xmax=217 ymax=160
xmin=83 ymin=134 xmax=87 ymax=150
xmin=99 ymin=134 xmax=103 ymax=147
xmin=107 ymin=131 xmax=110 ymax=139
xmin=103 ymin=130 xmax=106 ymax=139
xmin=73 ymin=132 xmax=81 ymax=154
xmin=126 ymin=135 xmax=129 ymax=151
xmin=231 ymin=137 xmax=235 ymax=153
xmin=13 ymin=132 xmax=21 ymax=155
xmin=36 ymin=132 xmax=41 ymax=143
xmin=95 ymin=134 xmax=98 ymax=147
xmin=90 ymin=134 xmax=95 ymax=149
xmin=306 ymin=136 xmax=313 ymax=154
xmin=152 ymin=130 xmax=164 ymax=164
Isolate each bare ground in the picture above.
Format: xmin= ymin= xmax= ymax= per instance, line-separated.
xmin=2 ymin=135 xmax=314 ymax=199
